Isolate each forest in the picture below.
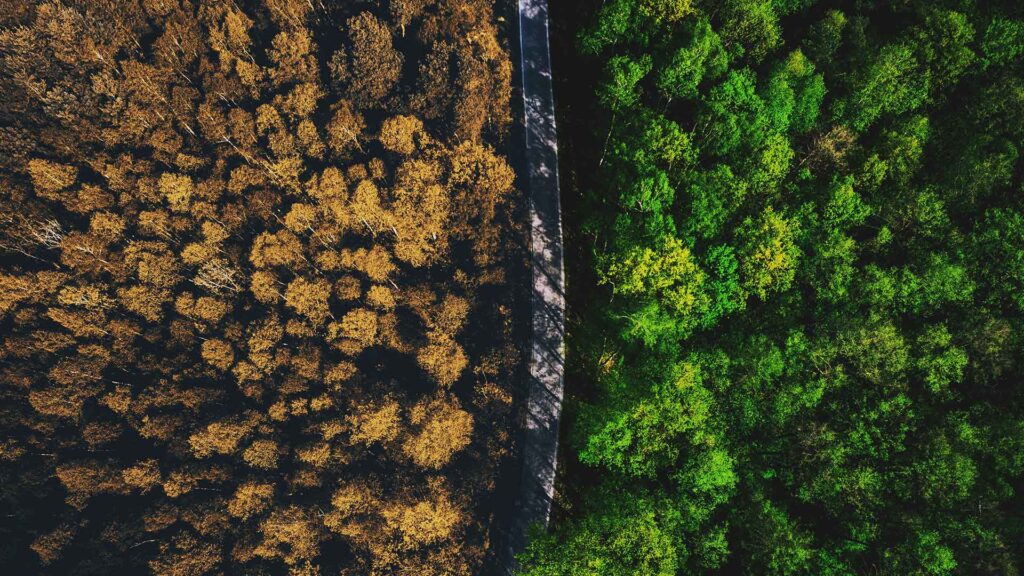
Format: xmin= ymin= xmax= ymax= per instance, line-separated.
xmin=0 ymin=0 xmax=523 ymax=574
xmin=5 ymin=0 xmax=1024 ymax=574
xmin=522 ymin=0 xmax=1024 ymax=574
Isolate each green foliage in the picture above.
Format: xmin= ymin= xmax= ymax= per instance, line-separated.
xmin=600 ymin=236 xmax=705 ymax=316
xmin=636 ymin=0 xmax=694 ymax=26
xmin=913 ymin=323 xmax=966 ymax=393
xmin=702 ymin=245 xmax=748 ymax=321
xmin=981 ymin=17 xmax=1024 ymax=68
xmin=735 ymin=207 xmax=800 ymax=300
xmin=822 ymin=177 xmax=870 ymax=228
xmin=578 ymin=0 xmax=639 ymax=55
xmin=720 ymin=0 xmax=783 ymax=62
xmin=803 ymin=10 xmax=847 ymax=62
xmin=847 ymin=43 xmax=930 ymax=130
xmin=741 ymin=498 xmax=814 ymax=575
xmin=877 ymin=114 xmax=930 ymax=186
xmin=701 ymin=69 xmax=768 ymax=155
xmin=657 ymin=19 xmax=728 ymax=101
xmin=577 ymin=362 xmax=711 ymax=477
xmin=683 ymin=164 xmax=746 ymax=240
xmin=880 ymin=530 xmax=957 ymax=575
xmin=518 ymin=489 xmax=685 ymax=576
xmin=534 ymin=0 xmax=1024 ymax=574
xmin=972 ymin=208 xmax=1024 ymax=312
xmin=598 ymin=55 xmax=653 ymax=110
xmin=911 ymin=9 xmax=976 ymax=95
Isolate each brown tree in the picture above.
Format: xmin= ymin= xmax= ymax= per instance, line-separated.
xmin=335 ymin=12 xmax=403 ymax=107
xmin=285 ymin=277 xmax=332 ymax=326
xmin=0 ymin=1 xmax=519 ymax=573
xmin=402 ymin=396 xmax=473 ymax=468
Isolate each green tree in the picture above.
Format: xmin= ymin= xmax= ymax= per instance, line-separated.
xmin=735 ymin=207 xmax=800 ymax=300
xmin=657 ymin=19 xmax=728 ymax=101
xmin=518 ymin=489 xmax=684 ymax=576
xmin=847 ymin=43 xmax=930 ymax=131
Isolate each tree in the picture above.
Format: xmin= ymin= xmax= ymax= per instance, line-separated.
xmin=149 ymin=533 xmax=222 ymax=576
xmin=402 ymin=396 xmax=473 ymax=468
xmin=336 ymin=12 xmax=403 ymax=107
xmin=578 ymin=0 xmax=645 ymax=55
xmin=735 ymin=207 xmax=800 ymax=300
xmin=911 ymin=9 xmax=975 ymax=96
xmin=255 ymin=506 xmax=322 ymax=565
xmin=656 ymin=18 xmax=727 ymax=101
xmin=348 ymin=398 xmax=402 ymax=445
xmin=250 ymin=230 xmax=305 ymax=269
xmin=379 ymin=115 xmax=426 ymax=155
xmin=720 ymin=0 xmax=782 ymax=63
xmin=740 ymin=498 xmax=814 ymax=575
xmin=330 ymin=308 xmax=377 ymax=353
xmin=700 ymin=69 xmax=767 ymax=155
xmin=518 ymin=488 xmax=684 ymax=576
xmin=847 ymin=43 xmax=929 ymax=131
xmin=598 ymin=55 xmax=652 ymax=111
xmin=980 ymin=17 xmax=1024 ymax=69
xmin=228 ymin=482 xmax=274 ymax=520
xmin=56 ymin=461 xmax=126 ymax=509
xmin=122 ymin=459 xmax=162 ymax=493
xmin=683 ymin=164 xmax=747 ymax=240
xmin=549 ymin=1 xmax=1024 ymax=574
xmin=636 ymin=0 xmax=693 ymax=26
xmin=188 ymin=419 xmax=254 ymax=458
xmin=416 ymin=334 xmax=468 ymax=387
xmin=0 ymin=1 xmax=520 ymax=574
xmin=383 ymin=491 xmax=463 ymax=549
xmin=201 ymin=338 xmax=235 ymax=371
xmin=269 ymin=29 xmax=318 ymax=86
xmin=599 ymin=235 xmax=708 ymax=343
xmin=27 ymin=159 xmax=76 ymax=201
xmin=576 ymin=362 xmax=711 ymax=478
xmin=243 ymin=439 xmax=280 ymax=470
xmin=803 ymin=10 xmax=846 ymax=63
xmin=285 ymin=277 xmax=332 ymax=326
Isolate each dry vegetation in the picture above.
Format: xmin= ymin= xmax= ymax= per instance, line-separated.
xmin=0 ymin=0 xmax=521 ymax=574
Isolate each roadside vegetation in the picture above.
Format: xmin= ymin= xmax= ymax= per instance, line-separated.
xmin=0 ymin=1 xmax=520 ymax=574
xmin=525 ymin=0 xmax=1024 ymax=574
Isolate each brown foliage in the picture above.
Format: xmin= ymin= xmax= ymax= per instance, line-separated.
xmin=30 ymin=522 xmax=76 ymax=566
xmin=285 ymin=277 xmax=333 ymax=326
xmin=189 ymin=419 xmax=255 ymax=458
xmin=348 ymin=398 xmax=402 ymax=446
xmin=0 ymin=1 xmax=519 ymax=573
xmin=123 ymin=459 xmax=162 ymax=493
xmin=56 ymin=461 xmax=126 ymax=509
xmin=380 ymin=115 xmax=427 ymax=155
xmin=243 ymin=439 xmax=281 ymax=470
xmin=228 ymin=482 xmax=275 ymax=520
xmin=255 ymin=506 xmax=322 ymax=565
xmin=335 ymin=12 xmax=403 ymax=108
xmin=383 ymin=490 xmax=463 ymax=548
xmin=402 ymin=396 xmax=473 ymax=468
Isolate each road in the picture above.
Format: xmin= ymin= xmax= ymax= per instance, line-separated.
xmin=493 ymin=0 xmax=566 ymax=571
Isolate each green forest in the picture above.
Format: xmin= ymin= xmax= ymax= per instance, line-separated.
xmin=523 ymin=0 xmax=1024 ymax=574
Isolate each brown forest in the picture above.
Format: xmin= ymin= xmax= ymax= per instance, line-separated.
xmin=0 ymin=0 xmax=523 ymax=574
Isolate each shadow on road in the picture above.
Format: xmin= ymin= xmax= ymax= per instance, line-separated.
xmin=484 ymin=0 xmax=565 ymax=573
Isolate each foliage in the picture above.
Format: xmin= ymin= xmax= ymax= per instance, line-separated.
xmin=0 ymin=1 xmax=520 ymax=574
xmin=524 ymin=0 xmax=1024 ymax=574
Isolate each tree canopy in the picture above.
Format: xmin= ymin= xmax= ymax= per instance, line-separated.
xmin=525 ymin=0 xmax=1024 ymax=574
xmin=0 ymin=1 xmax=522 ymax=574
